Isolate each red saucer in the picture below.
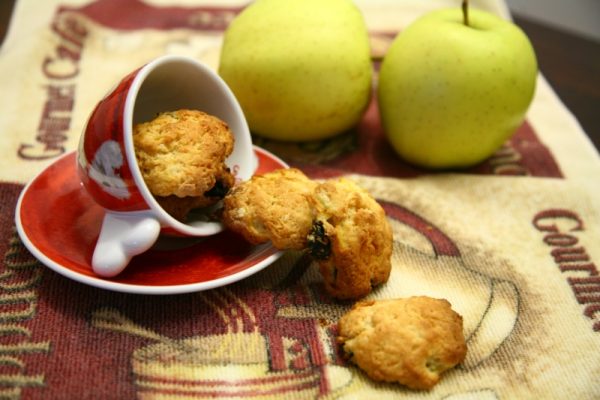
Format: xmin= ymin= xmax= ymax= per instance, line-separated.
xmin=15 ymin=146 xmax=287 ymax=294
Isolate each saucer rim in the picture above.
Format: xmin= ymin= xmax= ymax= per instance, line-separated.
xmin=15 ymin=146 xmax=286 ymax=295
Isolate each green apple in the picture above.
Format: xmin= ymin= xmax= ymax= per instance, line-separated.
xmin=378 ymin=6 xmax=537 ymax=168
xmin=218 ymin=0 xmax=372 ymax=142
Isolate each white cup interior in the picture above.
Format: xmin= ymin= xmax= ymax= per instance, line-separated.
xmin=123 ymin=55 xmax=256 ymax=236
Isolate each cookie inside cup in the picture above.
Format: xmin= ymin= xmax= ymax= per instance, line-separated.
xmin=123 ymin=55 xmax=256 ymax=235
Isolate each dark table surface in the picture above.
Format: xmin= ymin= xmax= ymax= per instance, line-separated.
xmin=0 ymin=1 xmax=598 ymax=153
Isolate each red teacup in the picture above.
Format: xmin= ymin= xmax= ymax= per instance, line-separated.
xmin=77 ymin=55 xmax=256 ymax=277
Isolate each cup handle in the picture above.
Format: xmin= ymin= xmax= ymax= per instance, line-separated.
xmin=92 ymin=211 xmax=161 ymax=277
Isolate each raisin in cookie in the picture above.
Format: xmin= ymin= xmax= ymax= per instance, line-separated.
xmin=133 ymin=109 xmax=235 ymax=219
xmin=337 ymin=297 xmax=467 ymax=390
xmin=222 ymin=168 xmax=317 ymax=250
xmin=307 ymin=178 xmax=392 ymax=299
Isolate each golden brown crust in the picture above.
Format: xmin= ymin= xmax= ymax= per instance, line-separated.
xmin=337 ymin=297 xmax=467 ymax=390
xmin=133 ymin=109 xmax=235 ymax=199
xmin=309 ymin=178 xmax=393 ymax=299
xmin=223 ymin=171 xmax=393 ymax=299
xmin=222 ymin=168 xmax=317 ymax=250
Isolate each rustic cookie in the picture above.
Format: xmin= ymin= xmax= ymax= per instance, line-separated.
xmin=337 ymin=297 xmax=467 ymax=390
xmin=133 ymin=109 xmax=235 ymax=205
xmin=308 ymin=178 xmax=392 ymax=299
xmin=222 ymin=168 xmax=317 ymax=250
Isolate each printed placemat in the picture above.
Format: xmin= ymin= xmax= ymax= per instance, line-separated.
xmin=0 ymin=0 xmax=598 ymax=398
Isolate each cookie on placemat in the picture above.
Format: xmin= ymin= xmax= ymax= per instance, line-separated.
xmin=222 ymin=168 xmax=317 ymax=250
xmin=307 ymin=178 xmax=392 ymax=299
xmin=337 ymin=297 xmax=467 ymax=390
xmin=133 ymin=109 xmax=235 ymax=217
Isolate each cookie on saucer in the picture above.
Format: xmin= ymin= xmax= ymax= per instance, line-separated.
xmin=222 ymin=168 xmax=317 ymax=250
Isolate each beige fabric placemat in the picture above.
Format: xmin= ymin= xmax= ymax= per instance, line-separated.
xmin=0 ymin=0 xmax=598 ymax=398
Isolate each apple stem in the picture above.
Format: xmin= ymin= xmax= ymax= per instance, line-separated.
xmin=462 ymin=0 xmax=470 ymax=26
